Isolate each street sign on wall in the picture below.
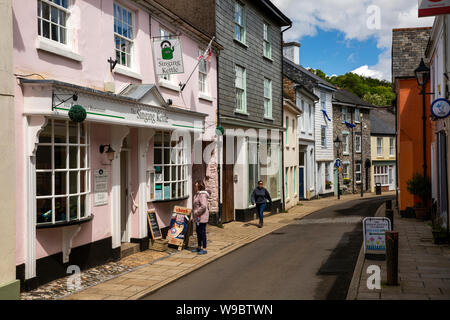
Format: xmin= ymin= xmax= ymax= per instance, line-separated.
xmin=152 ymin=36 xmax=184 ymax=75
xmin=419 ymin=0 xmax=450 ymax=17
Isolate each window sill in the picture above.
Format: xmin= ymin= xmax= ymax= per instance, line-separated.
xmin=343 ymin=152 xmax=349 ymax=156
xmin=234 ymin=39 xmax=248 ymax=48
xmin=36 ymin=37 xmax=83 ymax=62
xmin=199 ymin=93 xmax=214 ymax=102
xmin=264 ymin=116 xmax=274 ymax=121
xmin=36 ymin=215 xmax=93 ymax=229
xmin=151 ymin=195 xmax=189 ymax=204
xmin=114 ymin=65 xmax=143 ymax=81
xmin=159 ymin=79 xmax=181 ymax=92
xmin=263 ymin=55 xmax=273 ymax=62
xmin=234 ymin=110 xmax=249 ymax=116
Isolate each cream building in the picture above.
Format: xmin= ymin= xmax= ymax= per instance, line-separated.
xmin=370 ymin=108 xmax=396 ymax=192
xmin=283 ymin=99 xmax=301 ymax=210
xmin=0 ymin=0 xmax=19 ymax=300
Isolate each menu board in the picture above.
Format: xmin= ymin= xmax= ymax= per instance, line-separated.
xmin=147 ymin=210 xmax=162 ymax=240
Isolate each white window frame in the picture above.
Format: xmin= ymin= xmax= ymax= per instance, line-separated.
xmin=35 ymin=119 xmax=91 ymax=226
xmin=264 ymin=78 xmax=272 ymax=119
xmin=355 ymin=163 xmax=362 ymax=183
xmin=114 ymin=2 xmax=135 ymax=69
xmin=152 ymin=131 xmax=189 ymax=201
xmin=389 ymin=137 xmax=395 ymax=156
xmin=342 ymin=107 xmax=348 ymax=123
xmin=263 ymin=23 xmax=272 ymax=59
xmin=309 ymin=103 xmax=313 ymax=135
xmin=320 ymin=91 xmax=326 ymax=110
xmin=343 ymin=163 xmax=350 ymax=180
xmin=321 ymin=125 xmax=327 ymax=147
xmin=234 ymin=2 xmax=246 ymax=44
xmin=299 ymin=100 xmax=305 ymax=132
xmin=377 ymin=137 xmax=383 ymax=156
xmin=37 ymin=0 xmax=70 ymax=45
xmin=198 ymin=49 xmax=209 ymax=95
xmin=235 ymin=65 xmax=247 ymax=113
xmin=355 ymin=134 xmax=361 ymax=153
xmin=354 ymin=108 xmax=360 ymax=123
xmin=342 ymin=132 xmax=350 ymax=155
xmin=374 ymin=165 xmax=390 ymax=186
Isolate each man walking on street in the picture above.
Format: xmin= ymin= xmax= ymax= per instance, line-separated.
xmin=251 ymin=180 xmax=272 ymax=228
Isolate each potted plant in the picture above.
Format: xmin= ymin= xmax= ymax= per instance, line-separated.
xmin=343 ymin=178 xmax=351 ymax=185
xmin=406 ymin=173 xmax=431 ymax=220
xmin=325 ymin=179 xmax=332 ymax=189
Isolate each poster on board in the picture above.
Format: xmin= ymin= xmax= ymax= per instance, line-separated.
xmin=363 ymin=217 xmax=391 ymax=258
xmin=94 ymin=168 xmax=108 ymax=206
xmin=166 ymin=206 xmax=192 ymax=250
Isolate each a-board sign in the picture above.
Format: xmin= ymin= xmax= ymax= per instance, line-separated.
xmin=147 ymin=210 xmax=162 ymax=240
xmin=363 ymin=217 xmax=391 ymax=257
xmin=166 ymin=206 xmax=192 ymax=249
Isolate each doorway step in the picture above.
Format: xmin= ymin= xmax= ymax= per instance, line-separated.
xmin=120 ymin=243 xmax=140 ymax=259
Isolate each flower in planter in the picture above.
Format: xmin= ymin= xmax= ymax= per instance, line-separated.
xmin=343 ymin=178 xmax=351 ymax=185
xmin=325 ymin=179 xmax=332 ymax=188
xmin=406 ymin=173 xmax=431 ymax=208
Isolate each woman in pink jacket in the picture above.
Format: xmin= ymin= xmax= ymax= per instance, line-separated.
xmin=192 ymin=180 xmax=209 ymax=255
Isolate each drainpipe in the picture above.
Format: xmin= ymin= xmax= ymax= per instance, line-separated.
xmin=216 ymin=53 xmax=222 ymax=225
xmin=281 ymin=22 xmax=292 ymax=211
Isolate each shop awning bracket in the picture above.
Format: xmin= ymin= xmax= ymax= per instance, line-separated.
xmin=52 ymin=93 xmax=79 ymax=111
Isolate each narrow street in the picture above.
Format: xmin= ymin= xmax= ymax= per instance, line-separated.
xmin=142 ymin=196 xmax=394 ymax=300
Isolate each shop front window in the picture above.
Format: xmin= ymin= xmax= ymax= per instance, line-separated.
xmin=36 ymin=120 xmax=90 ymax=225
xmin=248 ymin=138 xmax=259 ymax=206
xmin=153 ymin=131 xmax=188 ymax=201
xmin=261 ymin=139 xmax=282 ymax=202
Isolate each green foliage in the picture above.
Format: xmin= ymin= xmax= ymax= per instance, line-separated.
xmin=309 ymin=69 xmax=396 ymax=107
xmin=406 ymin=173 xmax=431 ymax=205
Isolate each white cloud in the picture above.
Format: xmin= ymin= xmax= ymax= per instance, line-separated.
xmin=272 ymin=0 xmax=435 ymax=80
xmin=351 ymin=65 xmax=384 ymax=80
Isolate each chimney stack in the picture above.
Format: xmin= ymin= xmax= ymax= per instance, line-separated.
xmin=283 ymin=42 xmax=301 ymax=65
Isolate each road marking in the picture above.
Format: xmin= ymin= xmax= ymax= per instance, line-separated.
xmin=294 ymin=216 xmax=365 ymax=225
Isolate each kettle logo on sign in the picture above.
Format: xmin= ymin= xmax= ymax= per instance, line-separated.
xmin=161 ymin=40 xmax=174 ymax=60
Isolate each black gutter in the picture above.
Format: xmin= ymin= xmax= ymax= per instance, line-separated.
xmin=216 ymin=53 xmax=222 ymax=225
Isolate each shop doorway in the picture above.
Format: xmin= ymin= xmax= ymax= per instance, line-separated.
xmin=222 ymin=136 xmax=234 ymax=223
xmin=120 ymin=138 xmax=131 ymax=243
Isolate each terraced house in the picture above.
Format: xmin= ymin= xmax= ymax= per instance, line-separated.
xmin=159 ymin=0 xmax=292 ymax=222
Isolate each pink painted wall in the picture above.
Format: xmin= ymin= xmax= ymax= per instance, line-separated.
xmin=13 ymin=0 xmax=217 ymax=264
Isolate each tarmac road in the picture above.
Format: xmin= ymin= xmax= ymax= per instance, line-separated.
xmin=142 ymin=195 xmax=394 ymax=300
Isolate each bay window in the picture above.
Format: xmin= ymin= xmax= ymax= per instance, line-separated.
xmin=38 ymin=0 xmax=69 ymax=44
xmin=36 ymin=120 xmax=90 ymax=225
xmin=153 ymin=131 xmax=188 ymax=201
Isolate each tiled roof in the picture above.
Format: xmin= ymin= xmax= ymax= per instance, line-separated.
xmin=333 ymin=89 xmax=375 ymax=108
xmin=283 ymin=58 xmax=336 ymax=92
xmin=370 ymin=107 xmax=396 ymax=135
xmin=392 ymin=27 xmax=432 ymax=80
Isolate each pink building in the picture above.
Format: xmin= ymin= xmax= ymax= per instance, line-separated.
xmin=12 ymin=0 xmax=221 ymax=290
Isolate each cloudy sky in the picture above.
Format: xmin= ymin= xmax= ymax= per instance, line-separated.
xmin=272 ymin=0 xmax=435 ymax=81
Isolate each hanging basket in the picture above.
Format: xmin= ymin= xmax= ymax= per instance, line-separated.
xmin=68 ymin=104 xmax=87 ymax=123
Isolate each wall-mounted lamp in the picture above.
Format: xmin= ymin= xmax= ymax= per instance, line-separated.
xmin=100 ymin=144 xmax=116 ymax=161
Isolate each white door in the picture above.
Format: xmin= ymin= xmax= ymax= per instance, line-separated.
xmin=388 ymin=165 xmax=395 ymax=191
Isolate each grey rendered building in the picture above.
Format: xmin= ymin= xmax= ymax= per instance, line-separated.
xmin=156 ymin=0 xmax=291 ymax=222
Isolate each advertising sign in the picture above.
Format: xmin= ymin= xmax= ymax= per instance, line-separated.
xmin=166 ymin=206 xmax=192 ymax=250
xmin=419 ymin=0 xmax=450 ymax=17
xmin=152 ymin=36 xmax=184 ymax=75
xmin=94 ymin=168 xmax=108 ymax=206
xmin=431 ymin=98 xmax=450 ymax=119
xmin=363 ymin=217 xmax=391 ymax=257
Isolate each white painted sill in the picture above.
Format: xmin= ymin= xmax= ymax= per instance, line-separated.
xmin=234 ymin=109 xmax=249 ymax=116
xmin=199 ymin=93 xmax=214 ymax=102
xmin=264 ymin=116 xmax=274 ymax=121
xmin=36 ymin=37 xmax=83 ymax=62
xmin=114 ymin=65 xmax=143 ymax=81
xmin=159 ymin=79 xmax=181 ymax=92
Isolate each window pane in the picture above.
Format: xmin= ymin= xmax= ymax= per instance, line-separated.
xmin=164 ymin=166 xmax=170 ymax=181
xmin=69 ymin=171 xmax=78 ymax=194
xmin=80 ymin=194 xmax=86 ymax=218
xmin=69 ymin=123 xmax=78 ymax=143
xmin=54 ymin=146 xmax=67 ymax=169
xmin=42 ymin=2 xmax=50 ymax=20
xmin=36 ymin=146 xmax=52 ymax=169
xmin=54 ymin=120 xmax=66 ymax=143
xmin=80 ymin=170 xmax=86 ymax=193
xmin=69 ymin=146 xmax=78 ymax=169
xmin=36 ymin=172 xmax=52 ymax=196
xmin=55 ymin=197 xmax=67 ymax=222
xmin=55 ymin=171 xmax=66 ymax=195
xmin=163 ymin=132 xmax=170 ymax=146
xmin=80 ymin=147 xmax=86 ymax=168
xmin=39 ymin=123 xmax=52 ymax=143
xmin=164 ymin=149 xmax=170 ymax=164
xmin=69 ymin=196 xmax=78 ymax=220
xmin=42 ymin=20 xmax=50 ymax=38
xmin=37 ymin=199 xmax=52 ymax=224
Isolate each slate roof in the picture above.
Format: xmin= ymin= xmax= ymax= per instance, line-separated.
xmin=333 ymin=89 xmax=375 ymax=109
xmin=283 ymin=58 xmax=336 ymax=92
xmin=392 ymin=27 xmax=432 ymax=80
xmin=370 ymin=107 xmax=396 ymax=135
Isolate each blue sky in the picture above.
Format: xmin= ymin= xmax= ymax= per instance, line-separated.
xmin=298 ymin=29 xmax=380 ymax=77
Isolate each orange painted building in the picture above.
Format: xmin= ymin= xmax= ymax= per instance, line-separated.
xmin=392 ymin=27 xmax=433 ymax=212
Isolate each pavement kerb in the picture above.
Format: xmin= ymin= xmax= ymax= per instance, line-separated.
xmin=63 ymin=192 xmax=394 ymax=300
xmin=346 ymin=202 xmax=386 ymax=300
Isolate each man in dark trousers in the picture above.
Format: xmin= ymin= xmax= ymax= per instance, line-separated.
xmin=251 ymin=180 xmax=272 ymax=228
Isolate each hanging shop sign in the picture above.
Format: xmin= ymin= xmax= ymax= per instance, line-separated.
xmin=419 ymin=0 xmax=450 ymax=17
xmin=166 ymin=206 xmax=192 ymax=250
xmin=431 ymin=98 xmax=450 ymax=119
xmin=152 ymin=36 xmax=184 ymax=76
xmin=363 ymin=217 xmax=391 ymax=258
xmin=94 ymin=168 xmax=108 ymax=206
